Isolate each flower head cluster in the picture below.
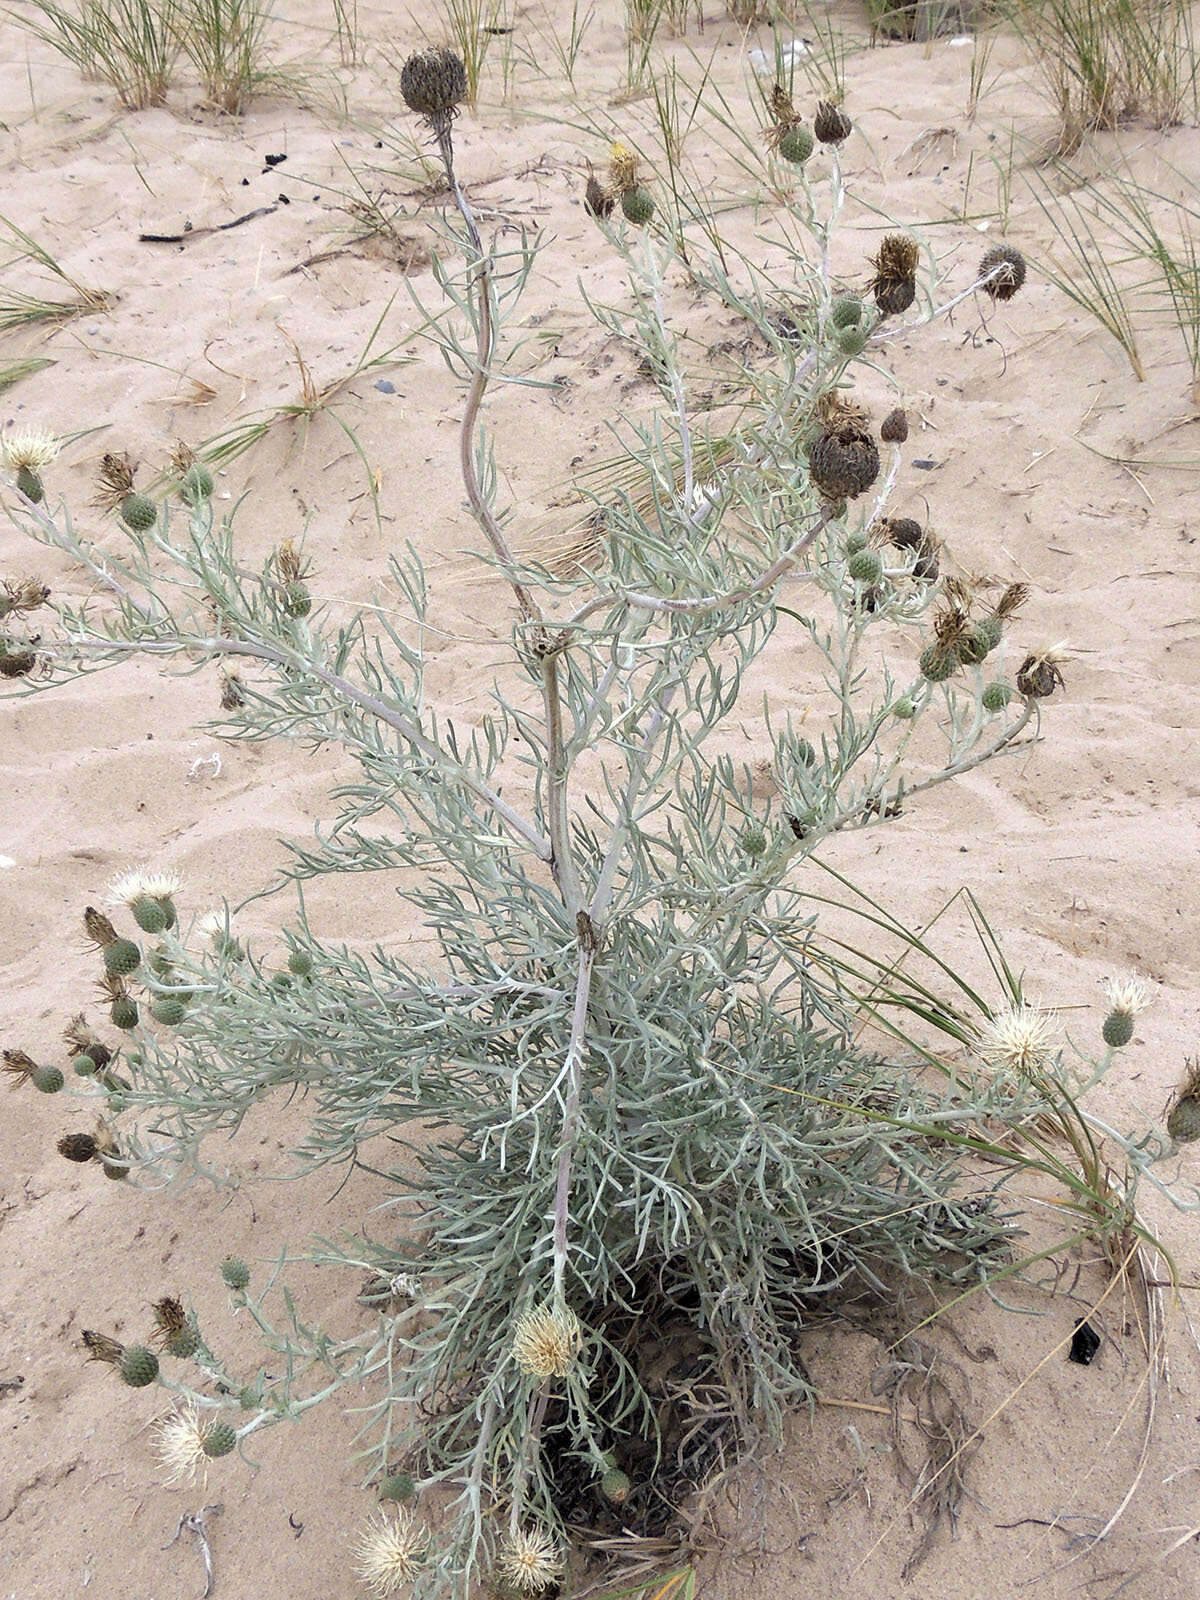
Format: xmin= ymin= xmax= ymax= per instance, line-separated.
xmin=354 ymin=1510 xmax=429 ymax=1596
xmin=975 ymin=1002 xmax=1060 ymax=1077
xmin=511 ymin=1302 xmax=581 ymax=1379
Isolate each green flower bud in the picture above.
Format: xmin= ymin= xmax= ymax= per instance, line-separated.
xmin=167 ymin=1323 xmax=201 ymax=1359
xmin=202 ymin=1421 xmax=237 ymax=1458
xmin=179 ymin=463 xmax=214 ymax=505
xmin=119 ymin=1346 xmax=159 ymax=1387
xmin=287 ymin=948 xmax=314 ymax=977
xmin=380 ymin=1472 xmax=416 ymax=1503
xmin=1102 ymin=1010 xmax=1134 ymax=1048
xmin=130 ymin=895 xmax=168 ymax=934
xmin=778 ymin=124 xmax=814 ymax=165
xmin=1168 ymin=1095 xmax=1200 ymax=1143
xmin=151 ymin=997 xmax=187 ymax=1026
xmin=283 ymin=582 xmax=311 ymax=617
xmin=601 ymin=1467 xmax=632 ymax=1503
xmin=103 ymin=938 xmax=142 ymax=978
xmin=16 ymin=465 xmax=44 ymax=503
xmin=847 ymin=548 xmax=883 ymax=584
xmin=110 ymin=992 xmax=138 ymax=1030
xmin=981 ymin=681 xmax=1013 ymax=714
xmin=892 ymin=697 xmax=917 ymax=719
xmin=220 ymin=1256 xmax=250 ymax=1291
xmin=836 ymin=324 xmax=870 ymax=356
xmin=739 ymin=825 xmax=767 ymax=860
xmin=33 ymin=1064 xmax=64 ymax=1093
xmin=620 ymin=185 xmax=655 ymax=226
xmin=119 ymin=492 xmax=157 ymax=533
xmin=72 ymin=1052 xmax=98 ymax=1077
xmin=831 ymin=296 xmax=862 ymax=329
xmin=920 ymin=644 xmax=958 ymax=683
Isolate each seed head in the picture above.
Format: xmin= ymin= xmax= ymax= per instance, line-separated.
xmin=979 ymin=243 xmax=1027 ymax=301
xmin=813 ymin=100 xmax=851 ymax=144
xmin=354 ymin=1510 xmax=429 ymax=1595
xmin=975 ymin=1002 xmax=1059 ymax=1076
xmin=870 ymin=234 xmax=919 ymax=317
xmin=151 ymin=1295 xmax=189 ymax=1347
xmin=880 ymin=407 xmax=908 ymax=444
xmin=400 ymin=48 xmax=467 ymax=121
xmin=1016 ymin=645 xmax=1066 ymax=700
xmin=498 ymin=1527 xmax=563 ymax=1594
xmin=0 ymin=427 xmax=60 ymax=473
xmin=58 ymin=1132 xmax=100 ymax=1162
xmin=511 ymin=1302 xmax=582 ymax=1378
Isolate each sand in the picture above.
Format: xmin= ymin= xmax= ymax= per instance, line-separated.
xmin=2 ymin=3 xmax=1199 ymax=1597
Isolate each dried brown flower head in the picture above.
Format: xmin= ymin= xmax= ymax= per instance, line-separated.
xmin=63 ymin=1014 xmax=112 ymax=1071
xmin=809 ymin=395 xmax=880 ymax=500
xmin=2 ymin=576 xmax=50 ymax=614
xmin=82 ymin=1330 xmax=125 ymax=1366
xmin=879 ymin=407 xmax=908 ymax=444
xmin=3 ymin=1048 xmax=38 ymax=1088
xmin=400 ymin=48 xmax=467 ymax=122
xmin=1016 ymin=646 xmax=1066 ymax=699
xmin=870 ymin=234 xmax=919 ymax=317
xmin=0 ymin=649 xmax=36 ymax=678
xmin=584 ymin=171 xmax=614 ymax=221
xmin=979 ymin=243 xmax=1027 ymax=302
xmin=607 ymin=142 xmax=639 ymax=193
xmin=84 ymin=906 xmax=119 ymax=948
xmin=94 ymin=452 xmax=136 ymax=510
xmin=219 ymin=669 xmax=245 ymax=711
xmin=58 ymin=1132 xmax=100 ymax=1163
xmin=813 ymin=100 xmax=851 ymax=144
xmin=151 ymin=1296 xmax=189 ymax=1346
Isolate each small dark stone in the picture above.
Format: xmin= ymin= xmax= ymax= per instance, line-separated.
xmin=912 ymin=458 xmax=938 ymax=470
xmin=374 ymin=379 xmax=396 ymax=394
xmin=1068 ymin=1319 xmax=1101 ymax=1365
xmin=264 ymin=153 xmax=287 ymax=167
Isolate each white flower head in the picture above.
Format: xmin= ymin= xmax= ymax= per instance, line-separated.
xmin=0 ymin=426 xmax=59 ymax=473
xmin=107 ymin=867 xmax=181 ymax=907
xmin=153 ymin=1403 xmax=209 ymax=1485
xmin=354 ymin=1510 xmax=429 ymax=1596
xmin=1103 ymin=976 xmax=1153 ymax=1018
xmin=498 ymin=1526 xmax=563 ymax=1594
xmin=511 ymin=1302 xmax=582 ymax=1379
xmin=197 ymin=910 xmax=233 ymax=945
xmin=975 ymin=1002 xmax=1060 ymax=1076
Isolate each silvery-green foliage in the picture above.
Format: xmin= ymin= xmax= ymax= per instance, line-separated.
xmin=1 ymin=106 xmax=1148 ymax=1598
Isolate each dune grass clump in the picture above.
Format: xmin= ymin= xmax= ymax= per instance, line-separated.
xmin=4 ymin=38 xmax=1198 ymax=1600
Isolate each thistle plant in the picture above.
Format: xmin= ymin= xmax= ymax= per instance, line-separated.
xmin=4 ymin=49 xmax=1196 ymax=1600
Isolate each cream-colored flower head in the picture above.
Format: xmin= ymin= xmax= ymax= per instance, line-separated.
xmin=107 ymin=867 xmax=182 ymax=907
xmin=975 ymin=1002 xmax=1059 ymax=1076
xmin=0 ymin=426 xmax=59 ymax=472
xmin=354 ymin=1510 xmax=429 ymax=1596
xmin=197 ymin=910 xmax=232 ymax=944
xmin=154 ymin=1403 xmax=210 ymax=1485
xmin=498 ymin=1526 xmax=563 ymax=1594
xmin=1103 ymin=976 xmax=1153 ymax=1018
xmin=511 ymin=1303 xmax=581 ymax=1379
